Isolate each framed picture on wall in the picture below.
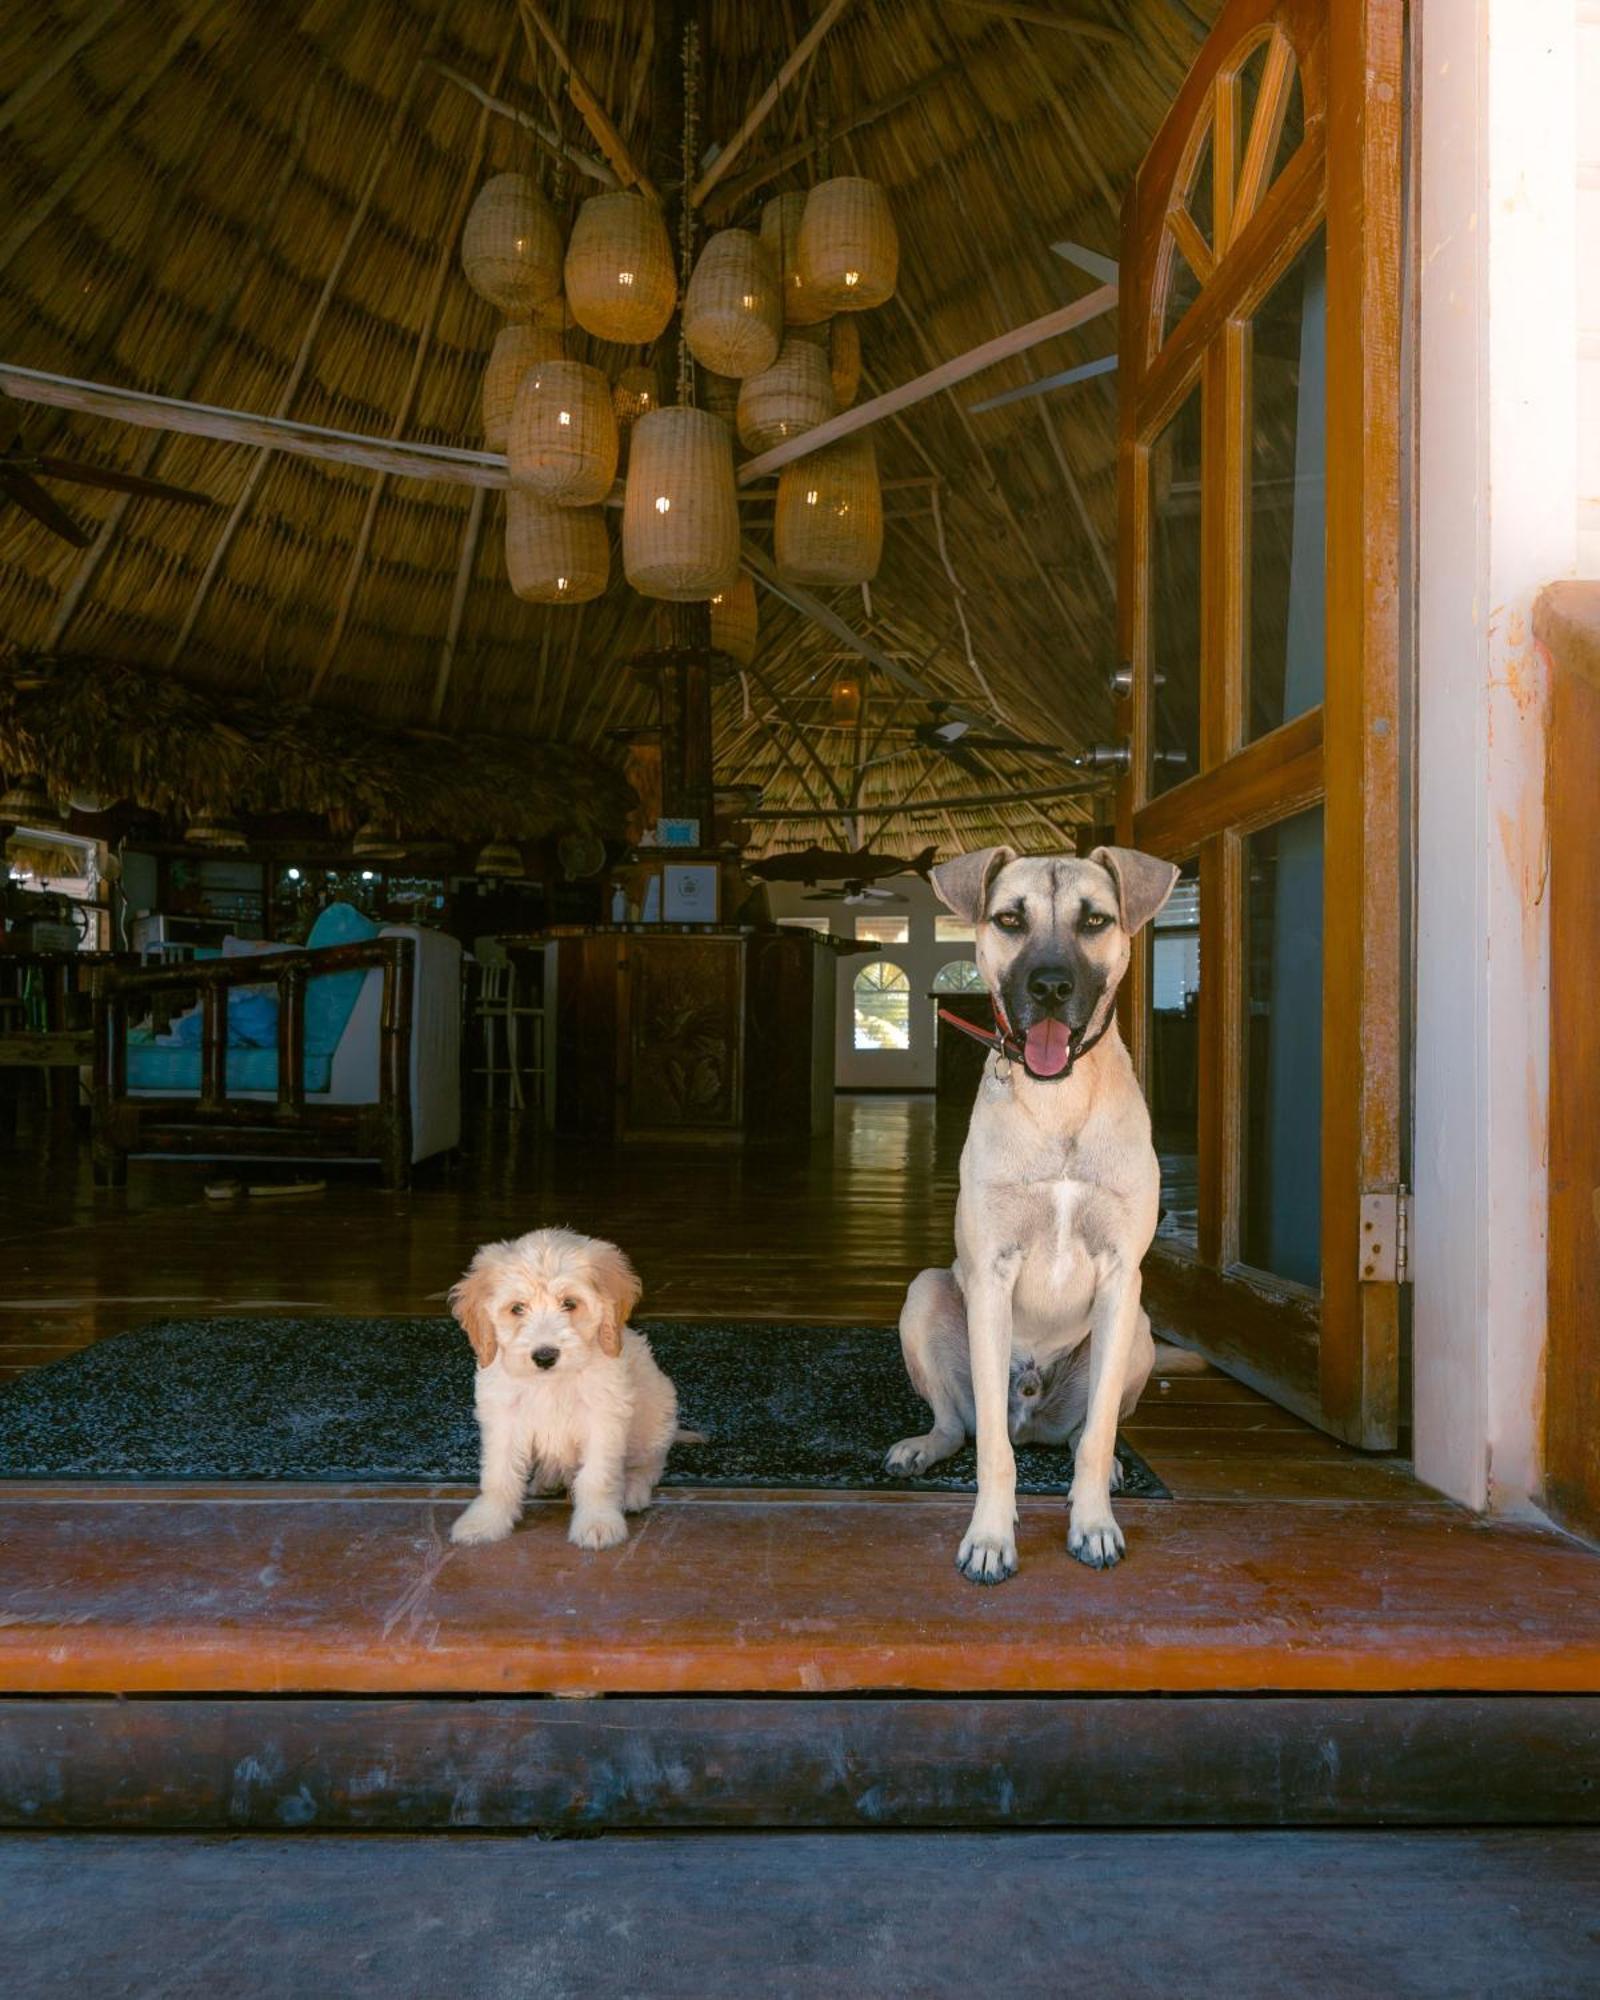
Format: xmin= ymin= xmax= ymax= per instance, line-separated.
xmin=662 ymin=864 xmax=718 ymax=923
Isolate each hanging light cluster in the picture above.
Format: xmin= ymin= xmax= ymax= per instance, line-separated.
xmin=460 ymin=39 xmax=898 ymax=621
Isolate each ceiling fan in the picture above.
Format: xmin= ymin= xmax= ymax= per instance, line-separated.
xmin=0 ymin=426 xmax=209 ymax=548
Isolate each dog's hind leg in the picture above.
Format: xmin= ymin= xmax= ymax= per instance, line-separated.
xmin=885 ymin=1268 xmax=974 ymax=1476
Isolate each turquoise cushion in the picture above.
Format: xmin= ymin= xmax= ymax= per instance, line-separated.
xmin=303 ymin=902 xmax=380 ymax=1056
xmin=169 ymin=987 xmax=279 ymax=1049
xmin=126 ymin=1046 xmax=332 ymax=1095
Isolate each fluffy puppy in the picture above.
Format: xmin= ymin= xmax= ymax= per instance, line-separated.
xmin=448 ymin=1228 xmax=680 ymax=1551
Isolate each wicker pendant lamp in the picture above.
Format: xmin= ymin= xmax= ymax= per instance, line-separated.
xmin=797 ymin=176 xmax=898 ymax=312
xmin=0 ymin=773 xmax=62 ymax=827
xmin=775 ymin=435 xmax=883 ymax=586
xmin=505 ymin=489 xmax=610 ymax=604
xmin=761 ymin=191 xmax=830 ymax=327
xmin=709 ymin=572 xmax=759 ymax=665
xmin=506 ymin=358 xmax=618 ymax=505
xmin=622 ymin=405 xmax=740 ymax=601
xmin=682 ymin=228 xmax=782 ymax=378
xmin=829 ymin=314 xmax=862 ymax=409
xmin=736 ymin=337 xmax=835 ymax=453
xmin=698 ymin=367 xmax=741 ymax=430
xmin=612 ymin=363 xmax=659 ymax=472
xmin=461 ymin=173 xmax=564 ymax=317
xmin=351 ymin=821 xmax=406 ymax=861
xmin=482 ymin=324 xmax=566 ymax=453
xmin=184 ymin=812 xmax=249 ymax=853
xmin=565 ymin=192 xmax=676 ymax=343
xmin=475 ymin=839 xmax=525 ymax=879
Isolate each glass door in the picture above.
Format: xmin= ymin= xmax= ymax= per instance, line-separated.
xmin=1116 ymin=0 xmax=1404 ymax=1446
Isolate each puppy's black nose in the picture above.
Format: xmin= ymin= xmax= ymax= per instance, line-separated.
xmin=532 ymin=1346 xmax=559 ymax=1371
xmin=1026 ymin=964 xmax=1074 ymax=1009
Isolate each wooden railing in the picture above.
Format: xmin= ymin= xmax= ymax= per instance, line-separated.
xmin=91 ymin=937 xmax=415 ymax=1188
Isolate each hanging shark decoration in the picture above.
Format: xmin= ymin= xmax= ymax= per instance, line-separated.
xmin=748 ymin=844 xmax=937 ymax=893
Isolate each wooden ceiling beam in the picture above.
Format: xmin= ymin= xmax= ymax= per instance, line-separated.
xmin=517 ymin=0 xmax=659 ymax=201
xmin=742 ymin=776 xmax=1100 ymax=820
xmin=0 ymin=366 xmax=512 ymax=489
xmin=690 ymin=0 xmax=854 ymax=209
xmin=944 ymin=1 xmax=1128 ymax=45
xmin=429 ymin=62 xmax=618 ymax=185
xmin=736 ymin=282 xmax=1117 ymax=483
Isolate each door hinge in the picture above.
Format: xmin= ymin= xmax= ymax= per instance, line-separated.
xmin=1359 ymin=1186 xmax=1411 ymax=1285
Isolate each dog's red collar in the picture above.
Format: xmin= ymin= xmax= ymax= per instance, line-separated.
xmin=936 ymin=996 xmax=1112 ymax=1079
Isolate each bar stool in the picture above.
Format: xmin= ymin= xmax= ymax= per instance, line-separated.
xmin=471 ymin=939 xmax=521 ymax=1109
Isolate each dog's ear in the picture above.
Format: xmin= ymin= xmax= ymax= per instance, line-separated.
xmin=1090 ymin=845 xmax=1181 ymax=936
xmin=449 ymin=1257 xmax=501 ymax=1370
xmin=589 ymin=1239 xmax=641 ymax=1359
xmin=930 ymin=846 xmax=1016 ymax=924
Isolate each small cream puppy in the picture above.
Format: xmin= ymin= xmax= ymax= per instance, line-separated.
xmin=448 ymin=1228 xmax=680 ymax=1551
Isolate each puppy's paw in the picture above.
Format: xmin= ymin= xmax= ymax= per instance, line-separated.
xmin=569 ymin=1508 xmax=628 ymax=1552
xmin=451 ymin=1499 xmax=518 ymax=1546
xmin=622 ymin=1473 xmax=657 ymax=1514
xmin=1067 ymin=1504 xmax=1126 ymax=1571
xmin=956 ymin=1512 xmax=1019 ymax=1586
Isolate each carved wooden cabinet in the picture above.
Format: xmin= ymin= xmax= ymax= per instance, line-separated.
xmin=547 ymin=927 xmax=834 ymax=1143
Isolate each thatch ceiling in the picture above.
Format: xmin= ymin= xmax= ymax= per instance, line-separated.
xmin=0 ymin=0 xmax=1218 ymax=859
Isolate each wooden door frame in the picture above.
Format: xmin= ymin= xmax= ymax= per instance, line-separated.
xmin=1116 ymin=0 xmax=1403 ymax=1447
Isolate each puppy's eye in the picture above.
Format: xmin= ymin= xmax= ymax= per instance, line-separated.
xmin=1080 ymin=912 xmax=1112 ymax=933
xmin=992 ymin=910 xmax=1026 ymax=933
xmin=508 ymin=1303 xmax=526 ymax=1318
xmin=560 ymin=1297 xmax=578 ymax=1313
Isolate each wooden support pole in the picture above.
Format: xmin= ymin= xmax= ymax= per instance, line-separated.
xmin=429 ymin=487 xmax=488 ymax=725
xmin=428 ymin=62 xmax=618 ymax=184
xmin=742 ymin=777 xmax=1099 ymax=820
xmin=690 ymin=0 xmax=854 ymax=209
xmin=944 ymin=1 xmax=1127 ymax=44
xmin=735 ymin=283 xmax=1118 ymax=483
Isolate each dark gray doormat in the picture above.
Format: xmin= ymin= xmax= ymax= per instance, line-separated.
xmin=0 ymin=1318 xmax=1168 ymax=1496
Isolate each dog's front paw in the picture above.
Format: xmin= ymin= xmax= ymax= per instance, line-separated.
xmin=622 ymin=1473 xmax=657 ymax=1514
xmin=956 ymin=1512 xmax=1019 ymax=1586
xmin=451 ymin=1499 xmax=518 ymax=1546
xmin=569 ymin=1508 xmax=628 ymax=1552
xmin=1068 ymin=1502 xmax=1126 ymax=1570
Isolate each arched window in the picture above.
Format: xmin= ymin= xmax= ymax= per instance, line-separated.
xmin=932 ymin=960 xmax=986 ymax=995
xmin=853 ymin=961 xmax=910 ymax=1051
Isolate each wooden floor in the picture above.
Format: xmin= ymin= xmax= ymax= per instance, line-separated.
xmin=0 ymin=1094 xmax=1422 ymax=1502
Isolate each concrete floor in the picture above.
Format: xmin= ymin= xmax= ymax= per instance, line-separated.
xmin=3 ymin=1830 xmax=1598 ymax=2000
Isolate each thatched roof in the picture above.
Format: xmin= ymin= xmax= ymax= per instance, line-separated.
xmin=0 ymin=0 xmax=1219 ymax=860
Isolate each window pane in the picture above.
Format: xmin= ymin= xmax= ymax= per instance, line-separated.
xmin=1247 ymin=228 xmax=1326 ymax=740
xmin=1149 ymin=859 xmax=1200 ymax=1244
xmin=854 ymin=961 xmax=910 ymax=1051
xmin=1242 ymin=806 xmax=1323 ymax=1286
xmin=931 ymin=959 xmax=985 ymax=993
xmin=1149 ymin=384 xmax=1202 ymax=795
xmin=854 ymin=914 xmax=909 ymax=945
xmin=935 ymin=917 xmax=975 ymax=943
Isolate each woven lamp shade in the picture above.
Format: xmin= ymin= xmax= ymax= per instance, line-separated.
xmin=682 ymin=228 xmax=782 ymax=379
xmin=699 ymin=367 xmax=741 ymax=430
xmin=482 ymin=324 xmax=566 ymax=452
xmin=797 ymin=176 xmax=898 ymax=312
xmin=352 ymin=821 xmax=406 ymax=861
xmin=737 ymin=337 xmax=836 ymax=453
xmin=709 ymin=572 xmax=759 ymax=665
xmin=775 ymin=435 xmax=884 ymax=586
xmin=505 ymin=489 xmax=610 ymax=604
xmin=0 ymin=773 xmax=62 ymax=827
xmin=623 ymin=405 xmax=740 ymax=601
xmin=507 ymin=358 xmax=618 ymax=505
xmin=461 ymin=174 xmax=564 ymax=317
xmin=184 ymin=813 xmax=249 ymax=852
xmin=761 ymin=191 xmax=831 ymax=327
xmin=565 ymin=192 xmax=676 ymax=343
xmin=612 ymin=363 xmax=659 ymax=433
xmin=829 ymin=314 xmax=862 ymax=409
xmin=476 ymin=839 xmax=525 ymax=879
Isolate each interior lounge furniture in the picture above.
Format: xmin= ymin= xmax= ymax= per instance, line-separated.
xmin=469 ymin=937 xmax=546 ymax=1112
xmin=92 ymin=905 xmax=461 ymax=1188
xmin=0 ymin=949 xmax=120 ymax=1139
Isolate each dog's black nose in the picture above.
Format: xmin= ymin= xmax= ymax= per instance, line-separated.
xmin=1026 ymin=964 xmax=1074 ymax=1009
xmin=532 ymin=1346 xmax=559 ymax=1370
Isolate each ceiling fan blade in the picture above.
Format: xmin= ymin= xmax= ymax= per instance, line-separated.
xmin=967 ymin=353 xmax=1119 ymax=417
xmin=29 ymin=456 xmax=210 ymax=507
xmin=0 ymin=466 xmax=90 ymax=546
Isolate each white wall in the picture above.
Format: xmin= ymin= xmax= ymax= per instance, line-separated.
xmin=768 ymin=877 xmax=978 ymax=1090
xmin=1413 ymin=0 xmax=1579 ymax=1512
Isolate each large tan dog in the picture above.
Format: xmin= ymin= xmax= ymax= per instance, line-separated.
xmin=886 ymin=844 xmax=1179 ymax=1582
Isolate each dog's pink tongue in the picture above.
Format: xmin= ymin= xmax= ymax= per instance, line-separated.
xmin=1024 ymin=1019 xmax=1072 ymax=1077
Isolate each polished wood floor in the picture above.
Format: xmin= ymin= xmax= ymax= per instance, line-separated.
xmin=0 ymin=1093 xmax=1422 ymax=1502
